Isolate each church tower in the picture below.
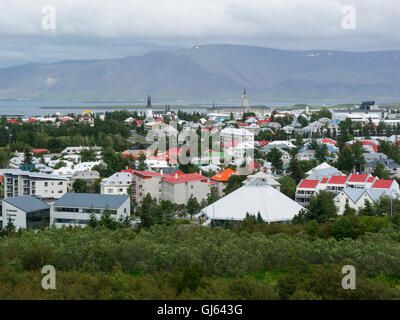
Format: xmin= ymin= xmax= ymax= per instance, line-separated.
xmin=241 ymin=88 xmax=249 ymax=113
xmin=145 ymin=94 xmax=153 ymax=118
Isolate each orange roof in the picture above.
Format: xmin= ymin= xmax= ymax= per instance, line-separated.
xmin=211 ymin=168 xmax=239 ymax=182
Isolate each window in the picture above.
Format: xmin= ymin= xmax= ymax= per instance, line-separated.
xmin=44 ymin=182 xmax=48 ymax=187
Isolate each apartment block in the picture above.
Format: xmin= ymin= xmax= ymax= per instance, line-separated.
xmin=3 ymin=169 xmax=69 ymax=199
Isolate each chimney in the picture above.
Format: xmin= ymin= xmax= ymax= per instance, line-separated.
xmin=199 ymin=170 xmax=202 ymax=176
xmin=175 ymin=173 xmax=178 ymax=179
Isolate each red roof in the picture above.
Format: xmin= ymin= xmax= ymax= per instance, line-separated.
xmin=28 ymin=118 xmax=39 ymax=123
xmin=257 ymin=140 xmax=270 ymax=147
xmin=131 ymin=170 xmax=165 ymax=177
xmin=328 ymin=176 xmax=349 ymax=185
xmin=0 ymin=175 xmax=3 ymax=183
xmin=298 ymin=180 xmax=320 ymax=189
xmin=31 ymin=149 xmax=50 ymax=154
xmin=360 ymin=141 xmax=378 ymax=152
xmin=372 ymin=180 xmax=394 ymax=189
xmin=237 ymin=122 xmax=248 ymax=126
xmin=6 ymin=119 xmax=17 ymax=123
xmin=321 ymin=138 xmax=337 ymax=145
xmin=60 ymin=117 xmax=74 ymax=122
xmin=135 ymin=120 xmax=143 ymax=125
xmin=348 ymin=173 xmax=369 ymax=183
xmin=320 ymin=177 xmax=329 ymax=184
xmin=256 ymin=119 xmax=271 ymax=125
xmin=367 ymin=177 xmax=375 ymax=183
xmin=222 ymin=141 xmax=240 ymax=148
xmin=162 ymin=172 xmax=210 ymax=184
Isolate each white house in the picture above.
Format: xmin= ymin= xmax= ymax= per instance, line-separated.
xmin=100 ymin=172 xmax=132 ymax=195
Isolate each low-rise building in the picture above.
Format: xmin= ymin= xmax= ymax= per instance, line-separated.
xmin=197 ymin=178 xmax=304 ymax=225
xmin=51 ymin=193 xmax=130 ymax=228
xmin=100 ymin=172 xmax=132 ymax=195
xmin=161 ymin=172 xmax=213 ymax=205
xmin=211 ymin=168 xmax=239 ymax=195
xmin=1 ymin=196 xmax=50 ymax=229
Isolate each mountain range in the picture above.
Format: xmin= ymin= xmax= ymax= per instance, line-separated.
xmin=0 ymin=44 xmax=400 ymax=102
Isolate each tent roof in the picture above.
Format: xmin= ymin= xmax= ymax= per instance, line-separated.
xmin=199 ymin=178 xmax=304 ymax=223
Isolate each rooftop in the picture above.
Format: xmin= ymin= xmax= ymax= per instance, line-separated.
xmin=3 ymin=195 xmax=50 ymax=213
xmin=53 ymin=193 xmax=129 ymax=209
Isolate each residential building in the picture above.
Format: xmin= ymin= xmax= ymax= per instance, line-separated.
xmin=71 ymin=170 xmax=100 ymax=187
xmin=3 ymin=169 xmax=69 ymax=199
xmin=211 ymin=168 xmax=239 ymax=195
xmin=220 ymin=128 xmax=254 ymax=147
xmin=100 ymin=172 xmax=132 ymax=195
xmin=161 ymin=172 xmax=213 ymax=205
xmin=244 ymin=171 xmax=281 ymax=191
xmin=334 ymin=188 xmax=391 ymax=215
xmin=51 ymin=193 xmax=130 ymax=228
xmin=365 ymin=159 xmax=400 ymax=178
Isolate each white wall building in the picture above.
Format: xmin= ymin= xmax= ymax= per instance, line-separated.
xmin=51 ymin=193 xmax=130 ymax=228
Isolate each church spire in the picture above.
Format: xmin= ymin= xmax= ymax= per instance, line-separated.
xmin=147 ymin=94 xmax=152 ymax=108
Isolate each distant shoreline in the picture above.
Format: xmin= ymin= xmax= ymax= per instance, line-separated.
xmin=41 ymin=105 xmax=206 ymax=110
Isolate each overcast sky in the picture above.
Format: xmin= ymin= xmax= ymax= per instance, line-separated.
xmin=0 ymin=0 xmax=399 ymax=68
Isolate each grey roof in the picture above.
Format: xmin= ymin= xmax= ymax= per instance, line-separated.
xmin=366 ymin=189 xmax=392 ymax=202
xmin=342 ymin=188 xmax=392 ymax=204
xmin=342 ymin=188 xmax=365 ymax=203
xmin=307 ymin=167 xmax=343 ymax=180
xmin=2 ymin=169 xmax=68 ymax=180
xmin=53 ymin=193 xmax=129 ymax=209
xmin=3 ymin=196 xmax=50 ymax=213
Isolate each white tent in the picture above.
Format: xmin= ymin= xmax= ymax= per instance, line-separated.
xmin=198 ymin=178 xmax=305 ymax=223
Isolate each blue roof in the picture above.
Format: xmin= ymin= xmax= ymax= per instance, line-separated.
xmin=3 ymin=196 xmax=50 ymax=212
xmin=53 ymin=193 xmax=129 ymax=209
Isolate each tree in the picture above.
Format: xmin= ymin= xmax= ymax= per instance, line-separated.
xmin=186 ymin=196 xmax=200 ymax=220
xmin=278 ymin=176 xmax=297 ymax=199
xmin=80 ymin=148 xmax=97 ymax=162
xmin=343 ymin=200 xmax=356 ymax=216
xmin=357 ymin=200 xmax=375 ymax=216
xmin=23 ymin=148 xmax=33 ymax=165
xmin=315 ymin=144 xmax=329 ymax=163
xmin=4 ymin=217 xmax=16 ymax=234
xmin=137 ymin=152 xmax=147 ymax=171
xmin=268 ymin=148 xmax=283 ymax=173
xmin=224 ymin=175 xmax=246 ymax=195
xmin=0 ymin=151 xmax=9 ymax=168
xmin=137 ymin=194 xmax=157 ymax=229
xmin=373 ymin=162 xmax=390 ymax=179
xmin=288 ymin=149 xmax=304 ymax=184
xmin=72 ymin=179 xmax=89 ymax=193
xmin=294 ymin=191 xmax=337 ymax=223
xmin=206 ymin=187 xmax=220 ymax=205
xmin=88 ymin=211 xmax=98 ymax=228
